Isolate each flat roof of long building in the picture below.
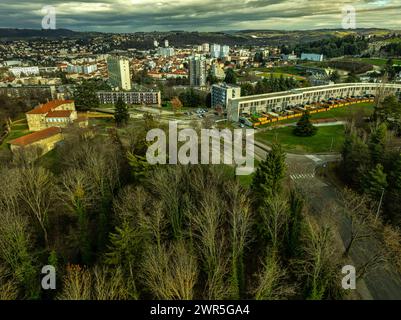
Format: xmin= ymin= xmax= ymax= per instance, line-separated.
xmin=230 ymin=83 xmax=401 ymax=103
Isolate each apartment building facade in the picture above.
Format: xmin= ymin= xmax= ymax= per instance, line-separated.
xmin=227 ymin=83 xmax=401 ymax=121
xmin=107 ymin=56 xmax=132 ymax=91
xmin=211 ymin=83 xmax=241 ymax=109
xmin=189 ymin=55 xmax=206 ymax=87
xmin=97 ymin=90 xmax=161 ymax=106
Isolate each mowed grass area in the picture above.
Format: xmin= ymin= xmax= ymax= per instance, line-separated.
xmin=344 ymin=58 xmax=401 ymax=66
xmin=247 ymin=66 xmax=306 ymax=81
xmin=257 ymin=72 xmax=306 ymax=81
xmin=255 ymin=125 xmax=345 ymax=154
xmin=258 ymin=102 xmax=374 ymax=128
xmin=0 ymin=118 xmax=31 ymax=150
xmin=308 ymin=102 xmax=374 ymax=120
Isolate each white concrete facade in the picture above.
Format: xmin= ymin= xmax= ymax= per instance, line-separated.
xmin=10 ymin=66 xmax=40 ymax=77
xmin=211 ymin=83 xmax=241 ymax=109
xmin=227 ymin=83 xmax=401 ymax=121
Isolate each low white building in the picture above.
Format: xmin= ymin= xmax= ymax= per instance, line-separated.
xmin=158 ymin=47 xmax=175 ymax=57
xmin=300 ymin=53 xmax=324 ymax=62
xmin=10 ymin=66 xmax=40 ymax=78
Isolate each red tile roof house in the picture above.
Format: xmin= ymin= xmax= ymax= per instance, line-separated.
xmin=8 ymin=127 xmax=63 ymax=156
xmin=26 ymin=100 xmax=78 ymax=131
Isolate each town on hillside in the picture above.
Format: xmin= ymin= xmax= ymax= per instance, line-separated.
xmin=1 ymin=0 xmax=401 ymax=308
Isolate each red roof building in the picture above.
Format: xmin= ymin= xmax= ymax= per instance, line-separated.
xmin=8 ymin=127 xmax=62 ymax=147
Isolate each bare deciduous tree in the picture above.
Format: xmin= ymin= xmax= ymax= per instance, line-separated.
xmin=0 ymin=209 xmax=37 ymax=298
xmin=260 ymin=194 xmax=290 ymax=253
xmin=192 ymin=192 xmax=228 ymax=299
xmin=253 ymin=251 xmax=294 ymax=300
xmin=92 ymin=266 xmax=129 ymax=300
xmin=141 ymin=241 xmax=198 ymax=300
xmin=57 ymin=264 xmax=92 ymax=300
xmin=0 ymin=265 xmax=18 ymax=300
xmin=18 ymin=166 xmax=56 ymax=246
xmin=339 ymin=188 xmax=373 ymax=257
xmin=294 ymin=219 xmax=343 ymax=300
xmin=225 ymin=181 xmax=253 ymax=298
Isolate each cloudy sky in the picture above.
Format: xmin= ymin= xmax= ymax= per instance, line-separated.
xmin=0 ymin=0 xmax=399 ymax=32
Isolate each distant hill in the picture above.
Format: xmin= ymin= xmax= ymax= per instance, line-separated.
xmin=0 ymin=28 xmax=92 ymax=40
xmin=0 ymin=28 xmax=398 ymax=46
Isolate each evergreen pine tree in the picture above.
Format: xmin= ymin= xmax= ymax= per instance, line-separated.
xmin=369 ymin=123 xmax=387 ymax=165
xmin=384 ymin=155 xmax=401 ymax=224
xmin=286 ymin=190 xmax=304 ymax=257
xmin=362 ymin=164 xmax=388 ymax=201
xmin=251 ymin=142 xmax=286 ymax=201
xmin=114 ymin=98 xmax=129 ymax=127
xmin=127 ymin=152 xmax=153 ymax=183
xmin=341 ymin=128 xmax=370 ymax=187
xmin=293 ymin=111 xmax=318 ymax=137
xmin=224 ymin=68 xmax=237 ymax=84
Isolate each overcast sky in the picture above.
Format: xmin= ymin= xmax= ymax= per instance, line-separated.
xmin=0 ymin=0 xmax=399 ymax=32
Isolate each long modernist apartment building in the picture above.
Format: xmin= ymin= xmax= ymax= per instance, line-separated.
xmin=97 ymin=89 xmax=162 ymax=107
xmin=227 ymin=83 xmax=401 ymax=121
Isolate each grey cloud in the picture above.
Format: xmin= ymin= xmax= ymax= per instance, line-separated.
xmin=0 ymin=0 xmax=399 ymax=32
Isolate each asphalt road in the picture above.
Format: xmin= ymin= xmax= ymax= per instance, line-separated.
xmin=254 ymin=140 xmax=401 ymax=300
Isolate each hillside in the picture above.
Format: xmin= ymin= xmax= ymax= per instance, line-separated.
xmin=0 ymin=28 xmax=397 ymax=46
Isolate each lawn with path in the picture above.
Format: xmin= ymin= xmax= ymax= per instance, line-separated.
xmin=255 ymin=125 xmax=345 ymax=154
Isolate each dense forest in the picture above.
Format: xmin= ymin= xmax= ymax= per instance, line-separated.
xmin=286 ymin=35 xmax=370 ymax=58
xmin=0 ymin=116 xmax=344 ymax=300
xmin=240 ymin=75 xmax=300 ymax=97
xmin=0 ymin=107 xmax=400 ymax=300
xmin=341 ymin=95 xmax=401 ymax=225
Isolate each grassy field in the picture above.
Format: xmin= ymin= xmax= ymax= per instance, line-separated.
xmin=247 ymin=66 xmax=306 ymax=81
xmin=258 ymin=102 xmax=374 ymax=128
xmin=257 ymin=72 xmax=306 ymax=81
xmin=308 ymin=102 xmax=374 ymax=120
xmin=344 ymin=58 xmax=401 ymax=66
xmin=0 ymin=119 xmax=30 ymax=150
xmin=255 ymin=125 xmax=345 ymax=154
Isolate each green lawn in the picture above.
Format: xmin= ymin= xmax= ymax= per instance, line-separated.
xmin=255 ymin=125 xmax=345 ymax=154
xmin=308 ymin=102 xmax=374 ymax=120
xmin=344 ymin=58 xmax=401 ymax=66
xmin=258 ymin=102 xmax=374 ymax=128
xmin=257 ymin=72 xmax=305 ymax=81
xmin=89 ymin=117 xmax=115 ymax=126
xmin=0 ymin=119 xmax=31 ymax=150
